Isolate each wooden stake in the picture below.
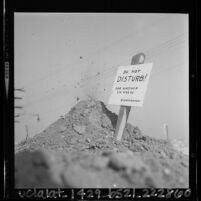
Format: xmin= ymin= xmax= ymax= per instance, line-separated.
xmin=114 ymin=53 xmax=146 ymax=141
xmin=163 ymin=123 xmax=169 ymax=141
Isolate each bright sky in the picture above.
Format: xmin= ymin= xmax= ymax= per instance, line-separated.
xmin=14 ymin=13 xmax=188 ymax=143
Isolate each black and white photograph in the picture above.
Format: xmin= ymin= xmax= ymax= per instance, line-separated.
xmin=3 ymin=0 xmax=199 ymax=198
xmin=13 ymin=13 xmax=190 ymax=190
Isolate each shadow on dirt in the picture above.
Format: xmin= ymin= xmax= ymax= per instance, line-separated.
xmin=100 ymin=101 xmax=118 ymax=129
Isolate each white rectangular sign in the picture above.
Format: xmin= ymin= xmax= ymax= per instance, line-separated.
xmin=108 ymin=63 xmax=153 ymax=107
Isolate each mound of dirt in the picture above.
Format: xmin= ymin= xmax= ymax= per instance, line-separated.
xmin=15 ymin=98 xmax=189 ymax=188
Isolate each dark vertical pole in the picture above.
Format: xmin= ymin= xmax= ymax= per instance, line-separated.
xmin=25 ymin=125 xmax=29 ymax=141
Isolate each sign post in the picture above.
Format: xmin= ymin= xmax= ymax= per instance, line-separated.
xmin=108 ymin=53 xmax=152 ymax=141
xmin=163 ymin=123 xmax=169 ymax=141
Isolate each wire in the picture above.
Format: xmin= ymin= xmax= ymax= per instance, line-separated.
xmin=81 ymin=38 xmax=186 ymax=83
xmin=21 ymin=16 xmax=171 ymax=90
xmin=26 ymin=32 xmax=186 ymax=93
xmin=69 ymin=33 xmax=186 ymax=85
xmin=21 ymin=59 xmax=187 ymax=110
xmin=33 ymin=61 xmax=187 ymax=118
xmin=22 ymin=46 xmax=187 ymax=109
xmin=23 ymin=33 xmax=187 ymax=101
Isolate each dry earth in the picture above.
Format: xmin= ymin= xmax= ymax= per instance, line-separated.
xmin=15 ymin=98 xmax=189 ymax=188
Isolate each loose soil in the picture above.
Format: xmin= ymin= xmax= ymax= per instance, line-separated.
xmin=15 ymin=98 xmax=189 ymax=188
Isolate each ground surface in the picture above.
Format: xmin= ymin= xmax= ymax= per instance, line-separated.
xmin=15 ymin=98 xmax=189 ymax=188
